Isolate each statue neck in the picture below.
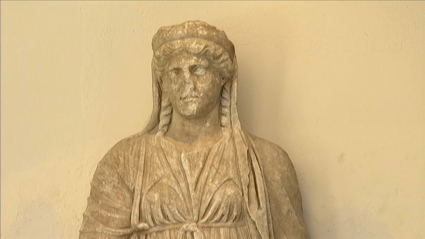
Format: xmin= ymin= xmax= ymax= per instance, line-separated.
xmin=165 ymin=105 xmax=223 ymax=150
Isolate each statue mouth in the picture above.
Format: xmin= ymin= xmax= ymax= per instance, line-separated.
xmin=181 ymin=94 xmax=199 ymax=102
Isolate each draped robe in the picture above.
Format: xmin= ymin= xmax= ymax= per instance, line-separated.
xmin=80 ymin=130 xmax=310 ymax=239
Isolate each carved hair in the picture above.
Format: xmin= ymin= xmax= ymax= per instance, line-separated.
xmin=220 ymin=80 xmax=232 ymax=128
xmin=157 ymin=97 xmax=172 ymax=136
xmin=152 ymin=40 xmax=235 ymax=135
xmin=152 ymin=39 xmax=234 ymax=83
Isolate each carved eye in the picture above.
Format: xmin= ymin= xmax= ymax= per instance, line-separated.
xmin=169 ymin=68 xmax=181 ymax=76
xmin=192 ymin=66 xmax=207 ymax=76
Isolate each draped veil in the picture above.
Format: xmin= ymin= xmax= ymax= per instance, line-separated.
xmin=80 ymin=21 xmax=309 ymax=239
xmin=134 ymin=20 xmax=274 ymax=239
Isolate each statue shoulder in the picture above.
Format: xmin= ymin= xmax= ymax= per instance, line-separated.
xmin=245 ymin=132 xmax=296 ymax=177
xmin=95 ymin=132 xmax=153 ymax=189
xmin=106 ymin=131 xmax=153 ymax=160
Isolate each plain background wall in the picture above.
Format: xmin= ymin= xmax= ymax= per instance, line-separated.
xmin=1 ymin=2 xmax=424 ymax=239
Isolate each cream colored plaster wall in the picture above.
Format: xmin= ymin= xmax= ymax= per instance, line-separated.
xmin=1 ymin=2 xmax=424 ymax=239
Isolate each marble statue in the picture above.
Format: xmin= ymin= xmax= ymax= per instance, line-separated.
xmin=80 ymin=20 xmax=310 ymax=239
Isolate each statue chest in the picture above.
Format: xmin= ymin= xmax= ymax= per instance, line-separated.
xmin=136 ymin=138 xmax=252 ymax=239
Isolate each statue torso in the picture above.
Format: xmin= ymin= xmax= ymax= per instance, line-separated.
xmin=139 ymin=134 xmax=252 ymax=239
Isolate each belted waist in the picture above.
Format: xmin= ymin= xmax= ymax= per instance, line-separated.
xmin=133 ymin=221 xmax=247 ymax=239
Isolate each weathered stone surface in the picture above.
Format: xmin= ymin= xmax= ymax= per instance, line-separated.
xmin=80 ymin=20 xmax=310 ymax=239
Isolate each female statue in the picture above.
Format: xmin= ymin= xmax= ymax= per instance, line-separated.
xmin=80 ymin=20 xmax=310 ymax=239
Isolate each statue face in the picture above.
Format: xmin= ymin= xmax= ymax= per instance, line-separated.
xmin=161 ymin=52 xmax=226 ymax=119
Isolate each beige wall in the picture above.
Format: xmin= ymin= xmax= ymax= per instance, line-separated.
xmin=2 ymin=2 xmax=424 ymax=239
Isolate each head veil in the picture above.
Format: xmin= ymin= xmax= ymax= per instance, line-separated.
xmin=133 ymin=21 xmax=274 ymax=239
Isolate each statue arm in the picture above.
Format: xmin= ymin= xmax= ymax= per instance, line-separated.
xmin=272 ymin=148 xmax=310 ymax=239
xmin=251 ymin=135 xmax=310 ymax=239
xmin=80 ymin=139 xmax=140 ymax=239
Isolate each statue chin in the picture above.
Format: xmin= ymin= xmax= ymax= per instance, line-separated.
xmin=174 ymin=101 xmax=216 ymax=120
xmin=175 ymin=100 xmax=202 ymax=117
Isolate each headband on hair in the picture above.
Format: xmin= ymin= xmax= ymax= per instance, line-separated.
xmin=152 ymin=20 xmax=235 ymax=60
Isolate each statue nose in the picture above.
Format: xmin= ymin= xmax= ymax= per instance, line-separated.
xmin=183 ymin=70 xmax=195 ymax=81
xmin=182 ymin=71 xmax=195 ymax=90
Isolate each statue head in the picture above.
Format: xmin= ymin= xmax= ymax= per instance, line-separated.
xmin=144 ymin=21 xmax=240 ymax=136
